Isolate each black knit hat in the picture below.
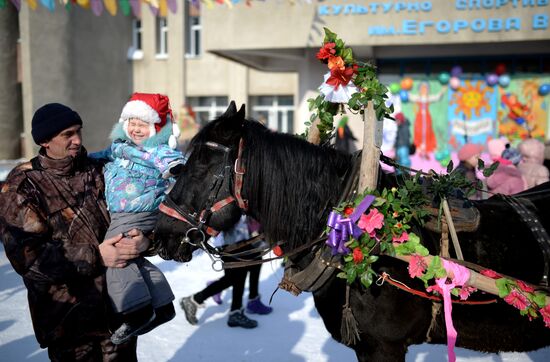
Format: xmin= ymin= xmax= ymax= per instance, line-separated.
xmin=31 ymin=103 xmax=83 ymax=145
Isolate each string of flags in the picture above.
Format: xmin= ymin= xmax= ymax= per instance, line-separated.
xmin=0 ymin=0 xmax=311 ymax=16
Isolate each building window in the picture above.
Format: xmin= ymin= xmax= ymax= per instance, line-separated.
xmin=129 ymin=19 xmax=143 ymax=60
xmin=185 ymin=2 xmax=201 ymax=57
xmin=187 ymin=96 xmax=228 ymax=127
xmin=249 ymin=96 xmax=294 ymax=133
xmin=156 ymin=17 xmax=168 ymax=58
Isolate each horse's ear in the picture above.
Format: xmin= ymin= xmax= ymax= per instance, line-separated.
xmin=221 ymin=101 xmax=238 ymax=118
xmin=237 ymin=104 xmax=246 ymax=119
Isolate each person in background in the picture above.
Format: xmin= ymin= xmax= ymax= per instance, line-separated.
xmin=455 ymin=143 xmax=484 ymax=199
xmin=486 ymin=144 xmax=527 ymax=196
xmin=517 ymin=138 xmax=549 ymax=189
xmin=0 ymin=103 xmax=150 ymax=361
xmin=180 ymin=216 xmax=272 ymax=329
xmin=93 ymin=93 xmax=186 ymax=345
xmin=393 ymin=112 xmax=411 ymax=172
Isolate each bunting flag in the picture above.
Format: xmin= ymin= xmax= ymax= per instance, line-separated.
xmin=9 ymin=0 xmax=20 ymax=11
xmin=158 ymin=0 xmax=166 ymax=17
xmin=25 ymin=0 xmax=37 ymax=10
xmin=166 ymin=0 xmax=176 ymax=13
xmin=77 ymin=0 xmax=90 ymax=9
xmin=1 ymin=0 xmax=311 ymax=14
xmin=39 ymin=0 xmax=54 ymax=11
xmin=118 ymin=0 xmax=130 ymax=15
xmin=103 ymin=0 xmax=116 ymax=15
xmin=90 ymin=0 xmax=103 ymax=15
xmin=129 ymin=0 xmax=140 ymax=17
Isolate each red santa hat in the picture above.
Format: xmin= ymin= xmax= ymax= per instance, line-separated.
xmin=119 ymin=92 xmax=181 ymax=149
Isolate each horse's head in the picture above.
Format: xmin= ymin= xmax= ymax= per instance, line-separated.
xmin=154 ymin=101 xmax=248 ymax=262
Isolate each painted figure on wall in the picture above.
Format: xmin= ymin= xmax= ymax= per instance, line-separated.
xmin=501 ymin=93 xmax=532 ymax=134
xmin=408 ymin=82 xmax=446 ymax=159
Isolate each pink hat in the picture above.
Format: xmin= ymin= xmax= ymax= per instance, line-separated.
xmin=458 ymin=143 xmax=484 ymax=162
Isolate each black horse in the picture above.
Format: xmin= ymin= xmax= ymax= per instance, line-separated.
xmin=154 ymin=102 xmax=550 ymax=361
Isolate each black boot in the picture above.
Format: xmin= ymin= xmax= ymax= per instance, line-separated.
xmin=137 ymin=303 xmax=176 ymax=335
xmin=111 ymin=305 xmax=155 ymax=345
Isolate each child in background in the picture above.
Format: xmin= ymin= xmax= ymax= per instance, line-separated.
xmin=99 ymin=93 xmax=186 ymax=344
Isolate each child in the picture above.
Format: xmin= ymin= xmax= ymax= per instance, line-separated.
xmin=101 ymin=93 xmax=185 ymax=344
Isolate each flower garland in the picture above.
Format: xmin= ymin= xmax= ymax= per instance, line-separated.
xmin=305 ymin=28 xmax=393 ymax=145
xmin=327 ymin=176 xmax=550 ymax=328
xmin=481 ymin=269 xmax=550 ymax=328
xmin=327 ymin=174 xmax=429 ymax=288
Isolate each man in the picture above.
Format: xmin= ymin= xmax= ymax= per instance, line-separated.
xmin=0 ymin=103 xmax=151 ymax=361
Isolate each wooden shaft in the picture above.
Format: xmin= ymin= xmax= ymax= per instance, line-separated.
xmin=442 ymin=198 xmax=464 ymax=260
xmin=392 ymin=254 xmax=550 ymax=305
xmin=358 ymin=101 xmax=380 ymax=192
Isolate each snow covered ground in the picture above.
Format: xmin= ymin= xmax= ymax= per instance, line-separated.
xmin=1 ymin=244 xmax=549 ymax=362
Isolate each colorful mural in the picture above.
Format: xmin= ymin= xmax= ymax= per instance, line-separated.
xmin=396 ymin=75 xmax=550 ymax=168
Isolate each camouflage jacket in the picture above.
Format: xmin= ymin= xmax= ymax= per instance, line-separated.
xmin=0 ymin=148 xmax=111 ymax=348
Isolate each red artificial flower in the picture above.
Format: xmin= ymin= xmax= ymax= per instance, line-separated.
xmin=328 ymin=55 xmax=345 ymax=71
xmin=408 ymin=254 xmax=427 ymax=278
xmin=326 ymin=66 xmax=356 ymax=90
xmin=343 ymin=206 xmax=354 ymax=216
xmin=392 ymin=232 xmax=409 ymax=244
xmin=316 ymin=42 xmax=336 ymax=61
xmin=273 ymin=245 xmax=283 ymax=257
xmin=517 ymin=280 xmax=535 ymax=293
xmin=480 ymin=269 xmax=502 ymax=279
xmin=504 ymin=289 xmax=530 ymax=311
xmin=352 ymin=247 xmax=364 ymax=264
xmin=540 ymin=304 xmax=550 ymax=328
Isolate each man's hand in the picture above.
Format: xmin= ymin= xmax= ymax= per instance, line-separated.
xmin=99 ymin=234 xmax=128 ymax=268
xmin=99 ymin=229 xmax=150 ymax=268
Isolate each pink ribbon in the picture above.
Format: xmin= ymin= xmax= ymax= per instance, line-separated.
xmin=435 ymin=259 xmax=471 ymax=362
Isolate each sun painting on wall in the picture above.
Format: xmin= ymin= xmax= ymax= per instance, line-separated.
xmin=450 ymin=80 xmax=492 ymax=119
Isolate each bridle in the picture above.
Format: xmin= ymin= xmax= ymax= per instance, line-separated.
xmin=159 ymin=138 xmax=248 ymax=267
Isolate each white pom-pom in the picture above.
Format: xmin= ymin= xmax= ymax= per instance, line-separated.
xmin=172 ymin=122 xmax=181 ymax=138
xmin=168 ymin=134 xmax=178 ymax=149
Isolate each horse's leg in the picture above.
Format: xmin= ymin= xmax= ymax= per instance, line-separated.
xmin=354 ymin=341 xmax=407 ymax=362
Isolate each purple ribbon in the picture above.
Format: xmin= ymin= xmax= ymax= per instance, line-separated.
xmin=326 ymin=195 xmax=375 ymax=255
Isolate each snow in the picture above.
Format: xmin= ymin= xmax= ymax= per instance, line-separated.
xmin=1 ymin=244 xmax=549 ymax=362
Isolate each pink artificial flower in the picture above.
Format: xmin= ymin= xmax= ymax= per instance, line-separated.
xmin=480 ymin=269 xmax=502 ymax=279
xmin=426 ymin=284 xmax=443 ymax=295
xmin=358 ymin=208 xmax=384 ymax=234
xmin=504 ymin=289 xmax=530 ymax=311
xmin=516 ymin=280 xmax=535 ymax=293
xmin=408 ymin=254 xmax=427 ymax=278
xmin=458 ymin=286 xmax=477 ymax=300
xmin=540 ymin=304 xmax=550 ymax=328
xmin=392 ymin=232 xmax=409 ymax=244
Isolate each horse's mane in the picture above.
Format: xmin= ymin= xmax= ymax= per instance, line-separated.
xmin=240 ymin=121 xmax=353 ymax=250
xmin=189 ymin=115 xmax=353 ymax=249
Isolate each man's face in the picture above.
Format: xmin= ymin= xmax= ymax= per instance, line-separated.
xmin=40 ymin=125 xmax=82 ymax=159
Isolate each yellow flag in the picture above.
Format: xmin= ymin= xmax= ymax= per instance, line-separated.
xmin=103 ymin=0 xmax=117 ymax=15
xmin=159 ymin=0 xmax=167 ymax=16
xmin=25 ymin=0 xmax=38 ymax=10
xmin=76 ymin=0 xmax=90 ymax=9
